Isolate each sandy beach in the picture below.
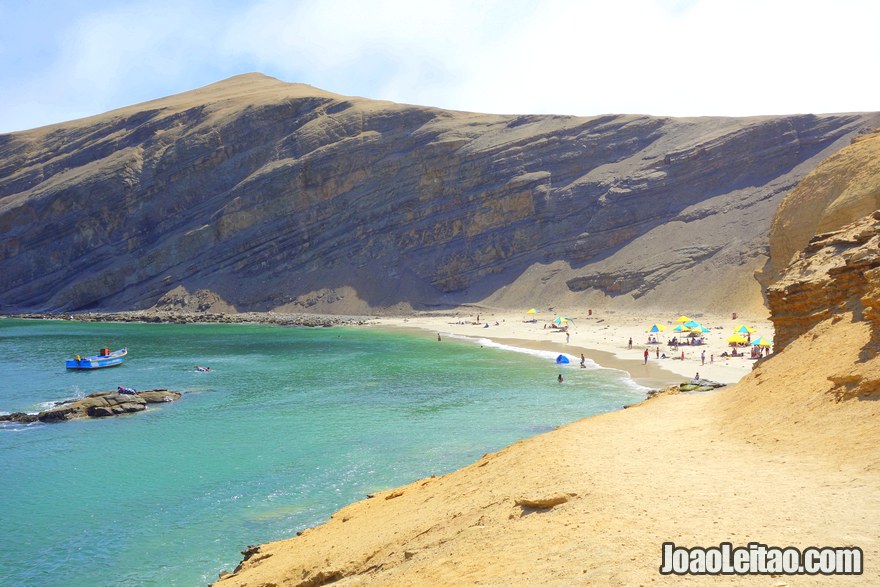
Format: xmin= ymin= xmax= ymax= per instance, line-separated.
xmin=375 ymin=307 xmax=773 ymax=389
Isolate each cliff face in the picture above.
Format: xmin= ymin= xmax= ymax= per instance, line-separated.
xmin=1 ymin=73 xmax=877 ymax=314
xmin=762 ymin=128 xmax=880 ymax=286
xmin=717 ymin=131 xmax=880 ymax=455
xmin=768 ymin=211 xmax=880 ymax=355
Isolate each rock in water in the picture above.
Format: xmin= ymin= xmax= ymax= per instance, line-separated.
xmin=27 ymin=390 xmax=183 ymax=422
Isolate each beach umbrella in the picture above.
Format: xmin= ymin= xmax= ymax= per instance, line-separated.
xmin=750 ymin=336 xmax=773 ymax=347
xmin=727 ymin=334 xmax=748 ymax=345
xmin=676 ymin=315 xmax=692 ymax=323
xmin=683 ymin=320 xmax=701 ymax=329
xmin=736 ymin=325 xmax=756 ymax=333
xmin=556 ymin=354 xmax=570 ymax=364
xmin=647 ymin=324 xmax=665 ymax=333
xmin=672 ymin=325 xmax=691 ymax=332
xmin=527 ymin=308 xmax=538 ymax=314
xmin=553 ymin=316 xmax=575 ymax=326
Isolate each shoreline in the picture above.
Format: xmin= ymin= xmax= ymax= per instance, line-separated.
xmin=4 ymin=307 xmax=771 ymax=389
xmin=371 ymin=308 xmax=771 ymax=388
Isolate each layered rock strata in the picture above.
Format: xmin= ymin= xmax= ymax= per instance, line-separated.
xmin=1 ymin=74 xmax=877 ymax=314
xmin=768 ymin=211 xmax=880 ymax=353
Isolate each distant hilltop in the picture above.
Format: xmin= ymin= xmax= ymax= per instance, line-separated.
xmin=1 ymin=73 xmax=878 ymax=315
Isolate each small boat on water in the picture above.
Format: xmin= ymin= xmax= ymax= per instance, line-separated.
xmin=66 ymin=348 xmax=128 ymax=370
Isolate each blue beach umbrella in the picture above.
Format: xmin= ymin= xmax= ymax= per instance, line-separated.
xmin=556 ymin=354 xmax=570 ymax=364
xmin=647 ymin=324 xmax=665 ymax=333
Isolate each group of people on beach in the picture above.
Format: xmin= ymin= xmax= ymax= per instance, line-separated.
xmin=557 ymin=353 xmax=588 ymax=383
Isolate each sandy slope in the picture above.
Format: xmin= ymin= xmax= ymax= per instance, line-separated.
xmin=217 ymin=306 xmax=880 ymax=586
xmin=217 ymin=330 xmax=879 ymax=586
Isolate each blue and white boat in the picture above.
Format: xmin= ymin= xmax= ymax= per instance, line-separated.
xmin=66 ymin=348 xmax=128 ymax=370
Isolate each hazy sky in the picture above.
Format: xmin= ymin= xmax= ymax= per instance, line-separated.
xmin=0 ymin=0 xmax=877 ymax=133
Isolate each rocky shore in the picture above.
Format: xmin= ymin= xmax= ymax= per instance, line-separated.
xmin=0 ymin=389 xmax=182 ymax=424
xmin=1 ymin=311 xmax=375 ymax=328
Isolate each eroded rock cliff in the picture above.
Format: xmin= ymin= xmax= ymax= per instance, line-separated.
xmin=768 ymin=211 xmax=880 ymax=354
xmin=762 ymin=129 xmax=880 ymax=285
xmin=1 ymin=73 xmax=877 ymax=314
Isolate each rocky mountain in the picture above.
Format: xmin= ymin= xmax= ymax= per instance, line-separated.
xmin=1 ymin=73 xmax=878 ymax=314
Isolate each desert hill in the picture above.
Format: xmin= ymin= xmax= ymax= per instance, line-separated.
xmin=1 ymin=73 xmax=878 ymax=315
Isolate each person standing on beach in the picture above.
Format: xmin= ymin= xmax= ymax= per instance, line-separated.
xmin=655 ymin=347 xmax=659 ymax=359
xmin=644 ymin=348 xmax=649 ymax=364
xmin=566 ymin=332 xmax=570 ymax=343
xmin=701 ymin=350 xmax=705 ymax=365
xmin=628 ymin=337 xmax=633 ymax=349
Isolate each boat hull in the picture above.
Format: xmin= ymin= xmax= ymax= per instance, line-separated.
xmin=66 ymin=348 xmax=128 ymax=370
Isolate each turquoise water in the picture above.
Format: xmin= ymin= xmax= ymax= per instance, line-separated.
xmin=0 ymin=319 xmax=645 ymax=586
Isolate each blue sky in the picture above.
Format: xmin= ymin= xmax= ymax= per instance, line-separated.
xmin=0 ymin=0 xmax=877 ymax=133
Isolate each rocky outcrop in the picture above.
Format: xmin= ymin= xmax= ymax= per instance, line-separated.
xmin=767 ymin=211 xmax=880 ymax=353
xmin=1 ymin=73 xmax=878 ymax=315
xmin=3 ymin=310 xmax=372 ymax=327
xmin=761 ymin=128 xmax=880 ymax=286
xmin=0 ymin=389 xmax=182 ymax=423
xmin=153 ymin=286 xmax=237 ymax=313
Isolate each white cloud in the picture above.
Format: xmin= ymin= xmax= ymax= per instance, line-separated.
xmin=0 ymin=0 xmax=878 ymax=133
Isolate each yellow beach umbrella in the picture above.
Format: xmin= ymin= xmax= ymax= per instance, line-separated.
xmin=727 ymin=334 xmax=748 ymax=345
xmin=751 ymin=336 xmax=773 ymax=347
xmin=647 ymin=323 xmax=665 ymax=333
xmin=676 ymin=315 xmax=692 ymax=323
xmin=526 ymin=308 xmax=538 ymax=314
xmin=736 ymin=325 xmax=756 ymax=333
